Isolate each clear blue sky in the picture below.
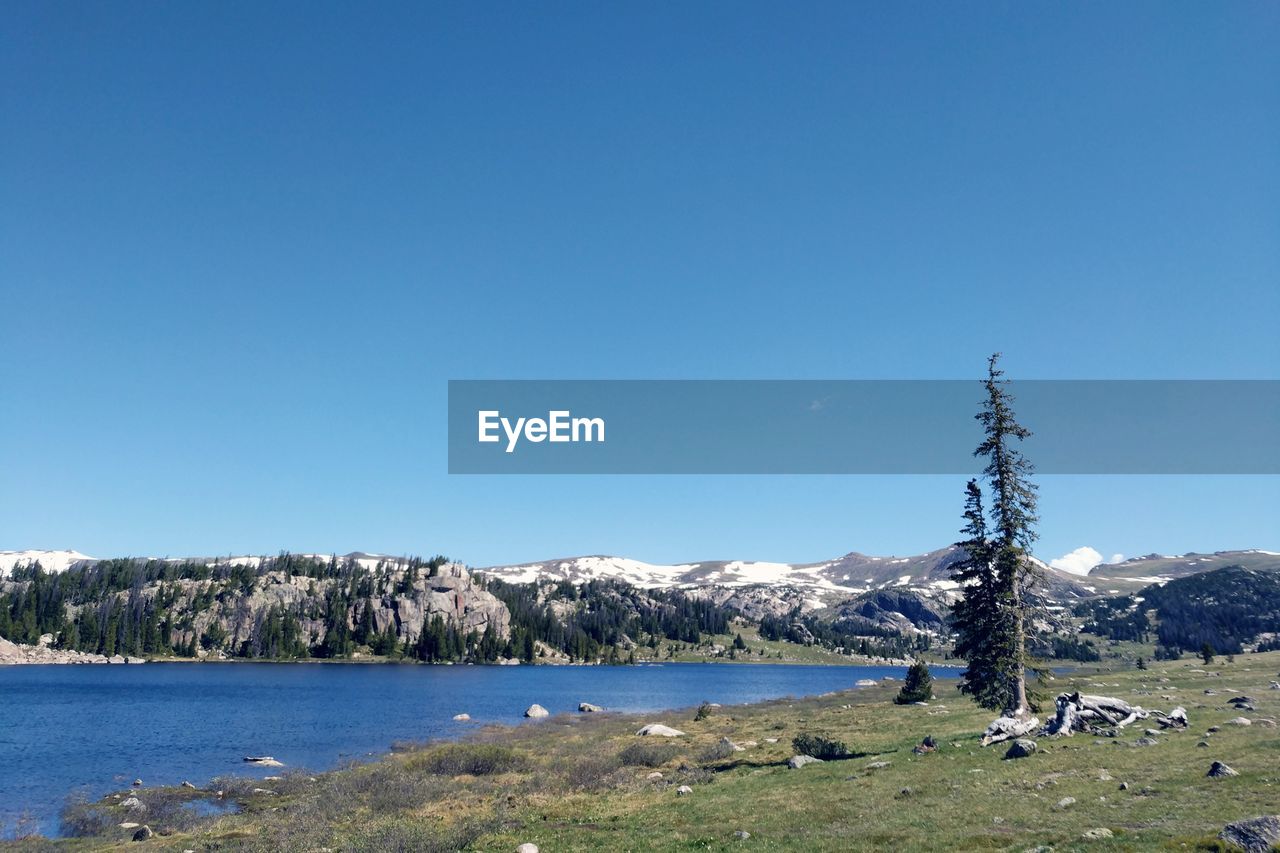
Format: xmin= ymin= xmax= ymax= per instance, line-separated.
xmin=3 ymin=2 xmax=1277 ymax=568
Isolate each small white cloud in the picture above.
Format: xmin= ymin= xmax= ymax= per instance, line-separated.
xmin=1050 ymin=546 xmax=1105 ymax=576
xmin=1108 ymin=553 xmax=1125 ymax=564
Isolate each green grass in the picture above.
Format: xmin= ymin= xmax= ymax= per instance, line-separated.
xmin=9 ymin=652 xmax=1280 ymax=851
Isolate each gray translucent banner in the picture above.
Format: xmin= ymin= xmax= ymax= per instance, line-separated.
xmin=447 ymin=380 xmax=1280 ymax=474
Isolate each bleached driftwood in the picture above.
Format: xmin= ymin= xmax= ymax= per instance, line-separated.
xmin=1154 ymin=706 xmax=1189 ymax=729
xmin=1041 ymin=692 xmax=1160 ymax=737
xmin=981 ymin=714 xmax=1040 ymax=746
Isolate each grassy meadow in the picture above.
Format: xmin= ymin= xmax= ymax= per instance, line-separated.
xmin=10 ymin=651 xmax=1280 ymax=852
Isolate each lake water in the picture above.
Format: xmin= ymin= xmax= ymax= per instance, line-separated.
xmin=0 ymin=661 xmax=926 ymax=836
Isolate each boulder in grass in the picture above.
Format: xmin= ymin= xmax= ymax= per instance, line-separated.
xmin=636 ymin=724 xmax=685 ymax=737
xmin=524 ymin=704 xmax=550 ymax=718
xmin=1081 ymin=828 xmax=1113 ymax=840
xmin=1218 ymin=816 xmax=1280 ymax=853
xmin=517 ymin=845 xmax=539 ymax=853
xmin=676 ymin=785 xmax=693 ymax=796
xmin=1227 ymin=717 xmax=1253 ymax=726
xmin=1207 ymin=761 xmax=1239 ymax=778
xmin=1004 ymin=739 xmax=1037 ymax=759
xmin=788 ymin=755 xmax=824 ymax=769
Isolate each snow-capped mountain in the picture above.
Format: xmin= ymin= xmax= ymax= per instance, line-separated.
xmin=476 ymin=547 xmax=1105 ymax=604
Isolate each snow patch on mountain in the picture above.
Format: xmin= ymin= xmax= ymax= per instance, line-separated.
xmin=0 ymin=550 xmax=95 ymax=577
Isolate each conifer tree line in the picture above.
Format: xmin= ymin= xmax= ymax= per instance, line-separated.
xmin=0 ymin=553 xmax=753 ymax=664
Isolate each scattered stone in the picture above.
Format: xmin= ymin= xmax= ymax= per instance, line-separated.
xmin=578 ymin=702 xmax=604 ymax=713
xmin=1227 ymin=717 xmax=1253 ymax=726
xmin=132 ymin=779 xmax=143 ymax=787
xmin=733 ymin=830 xmax=751 ymax=840
xmin=121 ymin=797 xmax=145 ymax=811
xmin=866 ymin=761 xmax=891 ymax=770
xmin=764 ymin=737 xmax=779 ymax=744
xmin=1205 ymin=689 xmax=1218 ymax=695
xmin=452 ymin=713 xmax=471 ymax=721
xmin=132 ymin=825 xmax=153 ymax=841
xmin=1118 ymin=782 xmax=1129 ymax=791
xmin=119 ymin=822 xmax=139 ymax=829
xmin=1097 ymin=770 xmax=1113 ymax=781
xmin=1207 ymin=761 xmax=1239 ymax=778
xmin=897 ymin=787 xmax=913 ymax=798
xmin=1269 ymin=681 xmax=1280 ymax=690
xmin=1081 ymin=828 xmax=1113 ymax=840
xmin=243 ymin=756 xmax=284 ymax=767
xmin=788 ymin=755 xmax=824 ymax=769
xmin=1197 ymin=741 xmax=1210 ymax=748
xmin=1143 ymin=729 xmax=1161 ymax=737
xmin=1056 ymin=796 xmax=1077 ymax=809
xmin=676 ymin=785 xmax=693 ymax=796
xmin=181 ymin=781 xmax=196 ymax=789
xmin=646 ymin=772 xmax=663 ymax=780
xmin=517 ymin=844 xmax=539 ymax=853
xmin=1134 ymin=737 xmax=1159 ymax=747
xmin=856 ymin=679 xmax=877 ymax=687
xmin=1004 ymin=739 xmax=1037 ymax=759
xmin=524 ymin=704 xmax=550 ymax=718
xmin=1229 ymin=696 xmax=1257 ymax=705
xmin=636 ymin=724 xmax=685 ymax=737
xmin=1219 ymin=816 xmax=1280 ymax=853
xmin=1255 ymin=718 xmax=1277 ymax=728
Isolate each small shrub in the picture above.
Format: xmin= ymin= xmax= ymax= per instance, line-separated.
xmin=560 ymin=754 xmax=624 ymax=791
xmin=412 ymin=743 xmax=528 ymax=776
xmin=694 ymin=701 xmax=713 ymax=721
xmin=792 ymin=733 xmax=850 ymax=760
xmin=698 ymin=739 xmax=737 ymax=763
xmin=618 ymin=741 xmax=679 ymax=768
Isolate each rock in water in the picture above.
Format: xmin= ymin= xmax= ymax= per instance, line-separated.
xmin=788 ymin=755 xmax=824 ymax=769
xmin=1219 ymin=816 xmax=1280 ymax=853
xmin=524 ymin=704 xmax=550 ymax=718
xmin=181 ymin=781 xmax=196 ymax=789
xmin=635 ymin=724 xmax=685 ymax=737
xmin=578 ymin=702 xmax=604 ymax=713
xmin=1004 ymin=739 xmax=1037 ymax=759
xmin=452 ymin=713 xmax=471 ymax=721
xmin=243 ymin=756 xmax=284 ymax=766
xmin=1207 ymin=761 xmax=1239 ymax=778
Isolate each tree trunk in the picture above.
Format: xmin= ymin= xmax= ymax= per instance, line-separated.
xmin=1007 ymin=581 xmax=1031 ymax=720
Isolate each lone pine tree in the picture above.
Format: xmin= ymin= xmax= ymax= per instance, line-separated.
xmin=950 ymin=353 xmax=1042 ymax=721
xmin=895 ymin=659 xmax=935 ymax=704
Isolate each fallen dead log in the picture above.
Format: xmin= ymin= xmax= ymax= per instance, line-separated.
xmin=1042 ymin=692 xmax=1167 ymax=738
xmin=981 ymin=714 xmax=1040 ymax=746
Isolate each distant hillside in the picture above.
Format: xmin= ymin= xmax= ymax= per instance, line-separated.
xmin=1086 ymin=549 xmax=1280 ymax=582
